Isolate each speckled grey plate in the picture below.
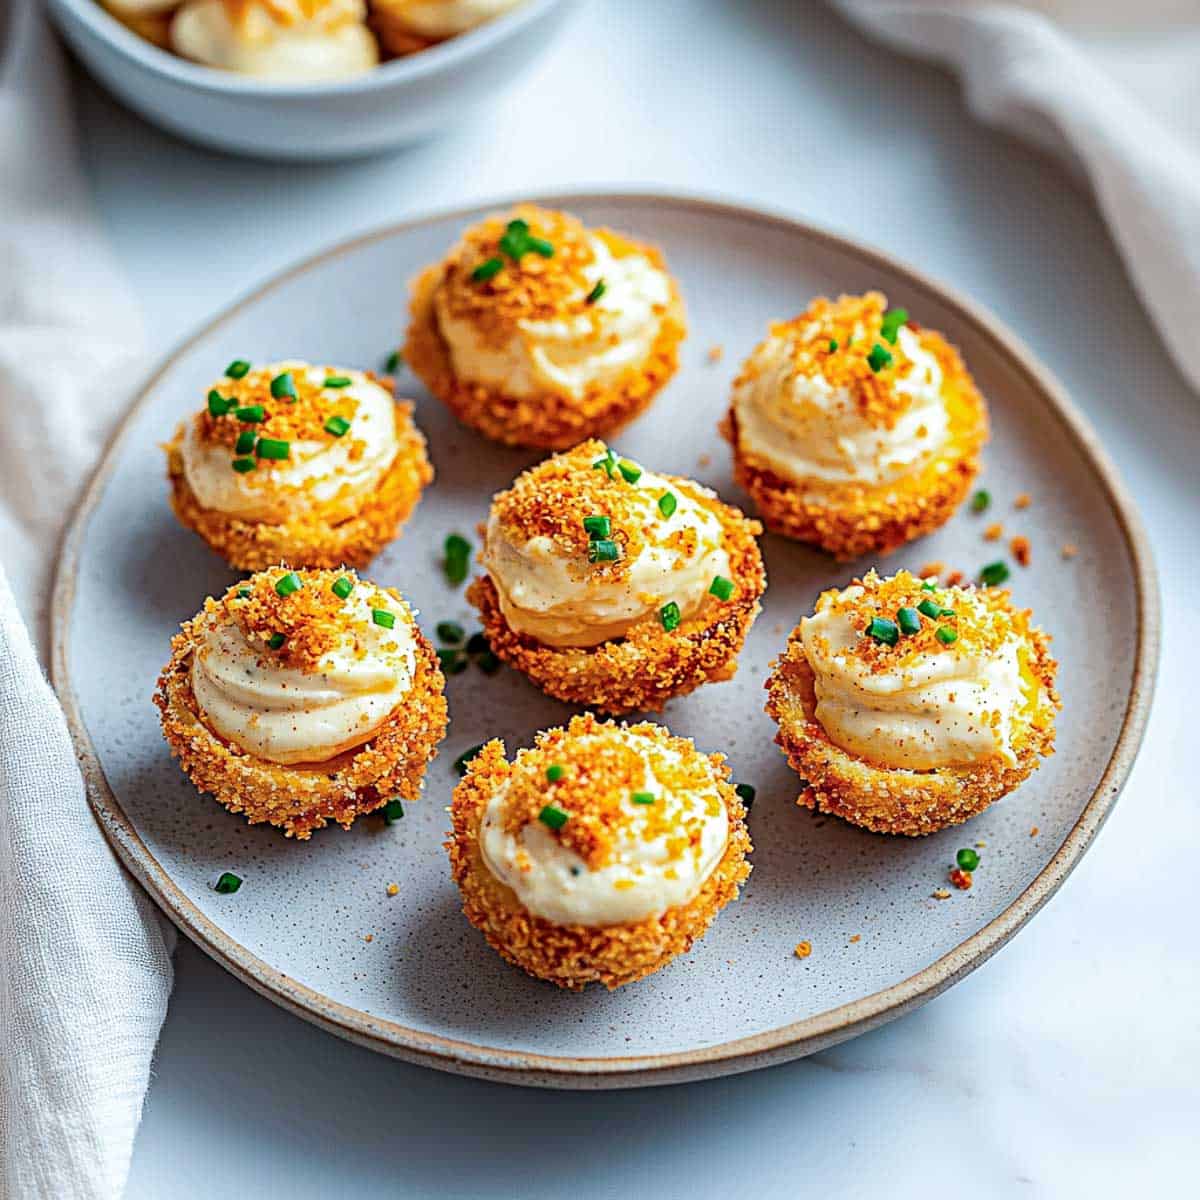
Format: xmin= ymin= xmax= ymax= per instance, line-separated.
xmin=53 ymin=192 xmax=1158 ymax=1088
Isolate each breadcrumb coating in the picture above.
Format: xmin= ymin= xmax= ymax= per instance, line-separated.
xmin=445 ymin=714 xmax=752 ymax=990
xmin=155 ymin=570 xmax=448 ymax=839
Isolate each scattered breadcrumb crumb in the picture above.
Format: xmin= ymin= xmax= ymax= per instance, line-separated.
xmin=697 ymin=452 xmax=711 ymax=468
xmin=848 ymin=934 xmax=861 ymax=944
xmin=707 ymin=344 xmax=724 ymax=363
xmin=794 ymin=940 xmax=812 ymax=958
xmin=949 ymin=868 xmax=973 ymax=890
xmin=363 ymin=934 xmax=374 ymax=943
xmin=918 ymin=561 xmax=945 ymax=579
xmin=1011 ymin=535 xmax=1031 ymax=567
xmin=386 ymin=883 xmax=399 ymax=896
xmin=984 ymin=522 xmax=1003 ymax=541
xmin=1014 ymin=493 xmax=1031 ymax=510
xmin=932 ymin=888 xmax=951 ymax=900
xmin=944 ymin=570 xmax=964 ymax=586
xmin=1061 ymin=542 xmax=1078 ymax=560
xmin=1030 ymin=825 xmax=1040 ymax=837
xmin=975 ymin=840 xmax=987 ymax=849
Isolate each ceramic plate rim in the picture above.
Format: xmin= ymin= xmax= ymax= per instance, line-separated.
xmin=51 ymin=189 xmax=1161 ymax=1088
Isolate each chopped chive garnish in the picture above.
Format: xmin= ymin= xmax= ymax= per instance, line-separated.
xmin=207 ymin=389 xmax=233 ymax=416
xmin=236 ymin=586 xmax=251 ymax=599
xmin=897 ymin=606 xmax=921 ymax=636
xmin=234 ymin=404 xmax=264 ymax=423
xmin=588 ymin=538 xmax=620 ymax=563
xmin=527 ymin=236 xmax=554 ymax=258
xmin=234 ymin=429 xmax=257 ymax=455
xmin=385 ymin=350 xmax=402 ymax=373
xmin=538 ymin=804 xmax=568 ymax=830
xmin=582 ymin=515 xmax=611 ymax=539
xmin=708 ymin=575 xmax=734 ymax=601
xmin=454 ymin=743 xmax=486 ymax=776
xmin=331 ymin=576 xmax=354 ymax=600
xmin=980 ymin=560 xmax=1010 ymax=586
xmin=225 ymin=360 xmax=251 ymax=380
xmin=660 ymin=601 xmax=681 ymax=632
xmin=867 ymin=616 xmax=899 ymax=646
xmin=921 ymin=580 xmax=939 ymax=592
xmin=879 ymin=307 xmax=909 ymax=345
xmin=475 ymin=650 xmax=501 ymax=675
xmin=734 ymin=782 xmax=756 ymax=809
xmin=270 ymin=372 xmax=297 ymax=401
xmin=592 ymin=447 xmax=618 ymax=477
xmin=956 ymin=847 xmax=980 ymax=871
xmin=256 ymin=438 xmax=290 ymax=460
xmin=472 ymin=257 xmax=504 ymax=282
xmin=971 ymin=489 xmax=991 ymax=513
xmin=631 ymin=791 xmax=655 ymax=805
xmin=657 ymin=492 xmax=677 ymax=519
xmin=323 ymin=375 xmax=352 ymax=388
xmin=214 ymin=872 xmax=242 ymax=894
xmin=917 ymin=598 xmax=942 ymax=619
xmin=372 ymin=608 xmax=396 ymax=629
xmin=437 ymin=648 xmax=467 ymax=675
xmin=267 ymin=633 xmax=285 ymax=650
xmin=617 ymin=459 xmax=642 ymax=484
xmin=936 ymin=626 xmax=958 ymax=644
xmin=383 ymin=798 xmax=404 ymax=824
xmin=828 ymin=339 xmax=838 ymax=352
xmin=507 ymin=218 xmax=529 ymax=237
xmin=232 ymin=457 xmax=256 ymax=473
xmin=274 ymin=572 xmax=302 ymax=598
xmin=546 ymin=764 xmax=565 ymax=782
xmin=866 ymin=342 xmax=893 ymax=372
xmin=498 ymin=230 xmax=526 ymax=259
xmin=324 ymin=415 xmax=351 ymax=438
xmin=444 ymin=533 xmax=472 ymax=585
xmin=466 ymin=631 xmax=489 ymax=656
xmin=437 ymin=621 xmax=466 ymax=645
xmin=585 ymin=279 xmax=606 ymax=305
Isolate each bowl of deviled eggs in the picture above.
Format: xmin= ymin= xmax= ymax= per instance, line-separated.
xmin=47 ymin=0 xmax=579 ymax=159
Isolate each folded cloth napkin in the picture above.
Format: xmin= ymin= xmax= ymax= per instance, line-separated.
xmin=0 ymin=5 xmax=175 ymax=1199
xmin=835 ymin=0 xmax=1200 ymax=393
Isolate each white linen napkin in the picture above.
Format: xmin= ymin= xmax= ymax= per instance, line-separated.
xmin=0 ymin=5 xmax=175 ymax=1198
xmin=835 ymin=0 xmax=1200 ymax=393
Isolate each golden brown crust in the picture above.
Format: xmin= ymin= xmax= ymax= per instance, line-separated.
xmin=467 ymin=483 xmax=765 ymax=714
xmin=154 ymin=607 xmax=448 ymax=840
xmin=403 ymin=236 xmax=687 ymax=450
xmin=722 ymin=328 xmax=988 ymax=561
xmin=763 ymin=618 xmax=1059 ymax=836
xmin=445 ymin=716 xmax=752 ymax=990
xmin=166 ymin=405 xmax=432 ymax=571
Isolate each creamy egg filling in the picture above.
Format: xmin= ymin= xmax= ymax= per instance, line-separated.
xmin=483 ymin=469 xmax=731 ymax=648
xmin=190 ymin=591 xmax=415 ymax=765
xmin=181 ymin=362 xmax=400 ymax=524
xmin=435 ymin=234 xmax=671 ymax=400
xmin=733 ymin=324 xmax=949 ymax=488
xmin=479 ymin=735 xmax=729 ymax=927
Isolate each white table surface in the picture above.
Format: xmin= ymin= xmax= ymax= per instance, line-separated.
xmin=71 ymin=1 xmax=1197 ymax=1195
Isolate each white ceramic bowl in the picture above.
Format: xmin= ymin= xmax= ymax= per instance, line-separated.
xmin=46 ymin=0 xmax=580 ymax=160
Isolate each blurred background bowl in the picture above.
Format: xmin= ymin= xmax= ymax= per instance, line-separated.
xmin=46 ymin=0 xmax=580 ymax=161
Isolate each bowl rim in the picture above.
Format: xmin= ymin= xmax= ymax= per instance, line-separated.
xmin=47 ymin=0 xmax=568 ymax=96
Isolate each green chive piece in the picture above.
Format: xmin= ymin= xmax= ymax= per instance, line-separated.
xmin=828 ymin=339 xmax=838 ymax=352
xmin=980 ymin=560 xmax=1011 ymax=587
xmin=472 ymin=257 xmax=504 ymax=282
xmin=323 ymin=415 xmax=351 ymax=438
xmin=331 ymin=576 xmax=354 ymax=600
xmin=936 ymin=626 xmax=958 ymax=645
xmin=657 ymin=492 xmax=677 ymax=519
xmin=437 ymin=648 xmax=467 ymax=675
xmin=867 ymin=616 xmax=899 ymax=646
xmin=498 ymin=231 xmax=527 ymax=259
xmin=582 ymin=515 xmax=611 ymax=539
xmin=917 ymin=598 xmax=942 ymax=620
xmin=631 ymin=791 xmax=655 ymax=805
xmin=274 ymin=572 xmax=302 ymax=598
xmin=437 ymin=621 xmax=465 ymax=645
xmin=660 ymin=601 xmax=681 ymax=632
xmin=236 ymin=586 xmax=251 ymax=599
xmin=527 ymin=236 xmax=554 ymax=258
xmin=214 ymin=872 xmax=242 ymax=894
xmin=372 ymin=608 xmax=396 ymax=629
xmin=385 ymin=350 xmax=402 ymax=373
xmin=546 ymin=764 xmax=565 ymax=782
xmin=270 ymin=371 xmax=297 ymax=401
xmin=225 ymin=360 xmax=251 ymax=380
xmin=444 ymin=533 xmax=472 ymax=586
xmin=897 ymin=606 xmax=922 ymax=636
xmin=734 ymin=782 xmax=756 ymax=809
xmin=592 ymin=447 xmax=618 ymax=477
xmin=466 ymin=631 xmax=489 ymax=656
xmin=234 ymin=430 xmax=257 ymax=456
xmin=921 ymin=580 xmax=939 ymax=592
xmin=267 ymin=633 xmax=285 ymax=650
xmin=475 ymin=650 xmax=501 ymax=675
xmin=880 ymin=307 xmax=909 ymax=345
xmin=585 ymin=279 xmax=606 ymax=305
xmin=207 ymin=389 xmax=233 ymax=416
xmin=234 ymin=404 xmax=264 ymax=423
xmin=956 ymin=847 xmax=980 ymax=872
xmin=323 ymin=375 xmax=353 ymax=388
xmin=383 ymin=798 xmax=404 ymax=824
xmin=256 ymin=437 xmax=290 ymax=460
xmin=971 ymin=489 xmax=991 ymax=513
xmin=454 ymin=743 xmax=486 ymax=776
xmin=538 ymin=804 xmax=568 ymax=831
xmin=617 ymin=459 xmax=642 ymax=484
xmin=709 ymin=575 xmax=734 ymax=601
xmin=588 ymin=539 xmax=620 ymax=563
xmin=506 ymin=218 xmax=530 ymax=237
xmin=867 ymin=342 xmax=893 ymax=372
xmin=232 ymin=457 xmax=256 ymax=473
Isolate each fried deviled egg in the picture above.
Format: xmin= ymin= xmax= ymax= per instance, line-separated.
xmin=405 ymin=205 xmax=686 ymax=449
xmin=764 ymin=568 xmax=1059 ymax=836
xmin=722 ymin=292 xmax=988 ymax=560
xmin=156 ymin=567 xmax=448 ymax=839
xmin=468 ymin=440 xmax=765 ymax=714
xmin=370 ymin=0 xmax=524 ymax=56
xmin=447 ymin=714 xmax=752 ymax=990
xmin=166 ymin=360 xmax=431 ymax=571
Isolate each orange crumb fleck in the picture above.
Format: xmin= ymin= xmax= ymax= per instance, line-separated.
xmin=944 ymin=570 xmax=964 ymax=586
xmin=1030 ymin=825 xmax=1040 ymax=837
xmin=849 ymin=934 xmax=861 ymax=944
xmin=1061 ymin=543 xmax=1078 ymax=559
xmin=697 ymin=452 xmax=712 ymax=468
xmin=794 ymin=940 xmax=812 ymax=958
xmin=363 ymin=933 xmax=374 ymax=943
xmin=707 ymin=344 xmax=724 ymax=363
xmin=1014 ymin=493 xmax=1031 ymax=510
xmin=1011 ymin=535 xmax=1031 ymax=566
xmin=932 ymin=888 xmax=951 ymax=900
xmin=918 ymin=561 xmax=944 ymax=579
xmin=974 ymin=840 xmax=987 ymax=849
xmin=949 ymin=867 xmax=973 ymax=890
xmin=386 ymin=883 xmax=399 ymax=896
xmin=984 ymin=522 xmax=1003 ymax=541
